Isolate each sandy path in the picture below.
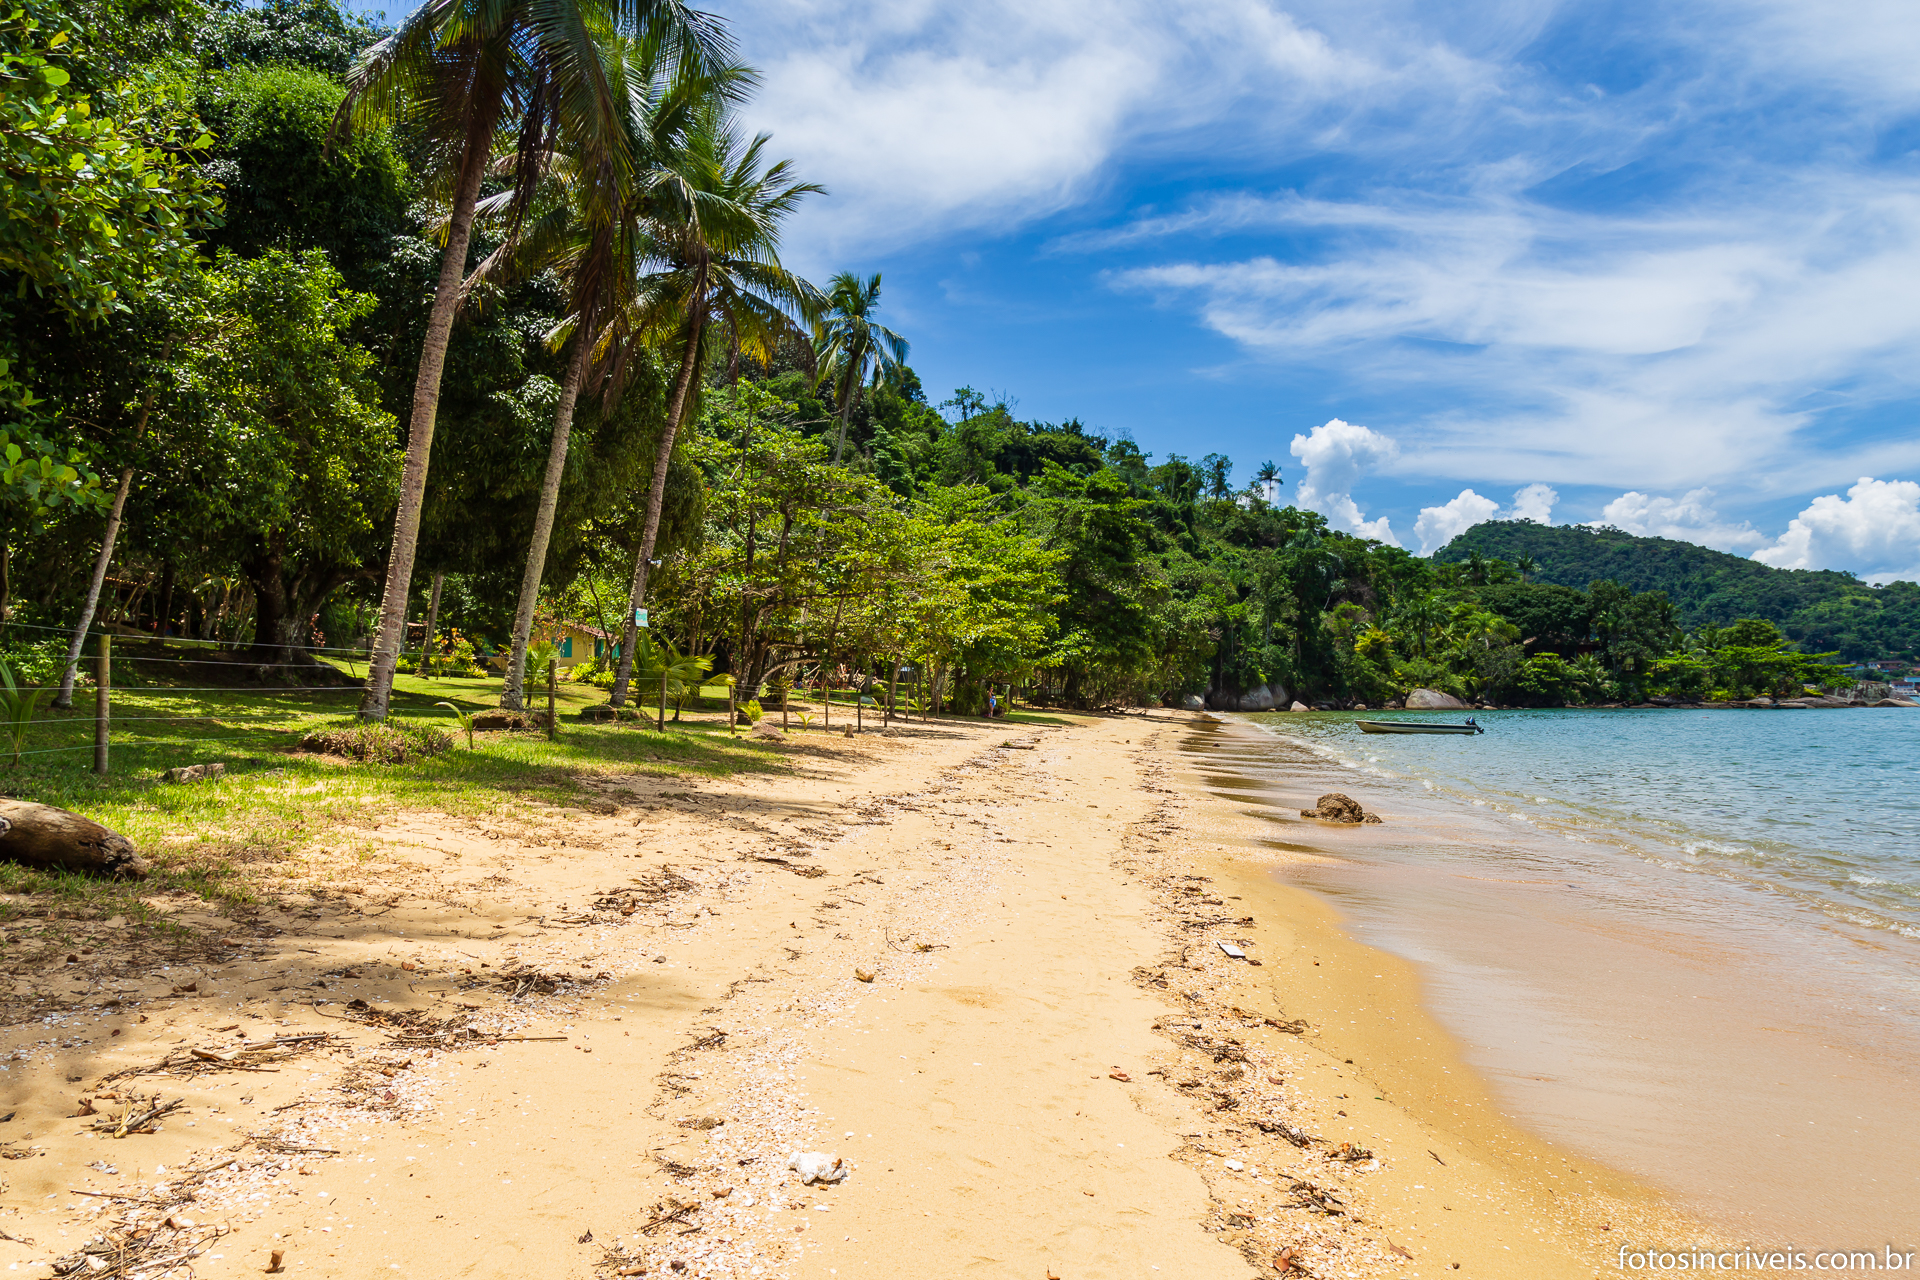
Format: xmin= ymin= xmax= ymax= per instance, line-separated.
xmin=0 ymin=709 xmax=1686 ymax=1279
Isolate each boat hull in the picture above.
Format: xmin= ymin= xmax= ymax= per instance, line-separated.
xmin=1356 ymin=720 xmax=1482 ymax=735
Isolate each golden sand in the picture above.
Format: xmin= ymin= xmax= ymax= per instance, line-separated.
xmin=0 ymin=709 xmax=1710 ymax=1277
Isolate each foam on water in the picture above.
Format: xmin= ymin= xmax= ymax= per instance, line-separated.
xmin=1191 ymin=708 xmax=1920 ymax=1241
xmin=1257 ymin=707 xmax=1920 ymax=938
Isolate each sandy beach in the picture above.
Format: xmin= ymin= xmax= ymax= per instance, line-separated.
xmin=0 ymin=709 xmax=1707 ymax=1278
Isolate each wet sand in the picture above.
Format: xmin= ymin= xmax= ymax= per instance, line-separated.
xmin=1184 ymin=712 xmax=1920 ymax=1250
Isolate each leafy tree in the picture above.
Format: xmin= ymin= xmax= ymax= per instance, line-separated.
xmin=150 ymin=250 xmax=401 ymax=657
xmin=0 ymin=1 xmax=218 ymax=327
xmin=198 ymin=62 xmax=409 ymax=286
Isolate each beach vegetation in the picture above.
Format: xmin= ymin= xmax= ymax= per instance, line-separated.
xmin=0 ymin=0 xmax=1896 ymax=749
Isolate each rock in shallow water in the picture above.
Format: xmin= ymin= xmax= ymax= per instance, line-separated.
xmin=1299 ymin=793 xmax=1383 ymax=824
xmin=1404 ymin=688 xmax=1467 ymax=710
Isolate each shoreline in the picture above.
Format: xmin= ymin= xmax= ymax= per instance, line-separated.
xmin=1153 ymin=713 xmax=1712 ymax=1274
xmin=0 ymin=707 xmax=1719 ymax=1278
xmin=1204 ymin=706 xmax=1920 ymax=1248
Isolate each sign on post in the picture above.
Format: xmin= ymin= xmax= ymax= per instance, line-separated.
xmin=633 ymin=609 xmax=649 ymax=629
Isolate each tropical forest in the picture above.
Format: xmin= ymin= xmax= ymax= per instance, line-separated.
xmin=0 ymin=0 xmax=1891 ymax=730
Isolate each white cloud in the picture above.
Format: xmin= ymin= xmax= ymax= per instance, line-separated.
xmin=1110 ymin=183 xmax=1920 ymax=492
xmin=1596 ymin=488 xmax=1767 ymax=553
xmin=1289 ymin=419 xmax=1400 ymax=545
xmin=1509 ymin=482 xmax=1558 ymax=524
xmin=1413 ymin=482 xmax=1558 ymax=554
xmin=1414 ymin=489 xmax=1498 ymax=555
xmin=724 ymin=0 xmax=1400 ymax=264
xmin=1752 ymin=477 xmax=1920 ymax=583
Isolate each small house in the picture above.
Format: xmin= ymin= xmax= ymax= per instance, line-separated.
xmin=489 ymin=620 xmax=618 ymax=670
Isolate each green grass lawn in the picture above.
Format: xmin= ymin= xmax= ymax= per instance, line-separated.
xmin=0 ymin=663 xmax=786 ymax=918
xmin=0 ymin=648 xmax=1064 ymax=928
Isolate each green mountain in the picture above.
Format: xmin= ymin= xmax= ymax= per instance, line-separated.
xmin=1433 ymin=521 xmax=1920 ymax=661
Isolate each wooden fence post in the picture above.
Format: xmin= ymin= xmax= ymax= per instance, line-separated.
xmin=547 ymin=659 xmax=557 ymax=742
xmin=93 ymin=633 xmax=110 ymax=775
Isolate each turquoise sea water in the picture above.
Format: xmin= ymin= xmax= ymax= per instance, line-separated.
xmin=1211 ymin=707 xmax=1920 ymax=1241
xmin=1272 ymin=707 xmax=1920 ymax=941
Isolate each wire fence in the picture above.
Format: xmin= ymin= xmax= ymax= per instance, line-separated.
xmin=0 ymin=632 xmax=389 ymax=776
xmin=0 ymin=632 xmax=588 ymax=776
xmin=0 ymin=618 xmax=381 ymax=658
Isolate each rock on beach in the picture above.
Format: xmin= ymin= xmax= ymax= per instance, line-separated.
xmin=1299 ymin=792 xmax=1383 ymax=824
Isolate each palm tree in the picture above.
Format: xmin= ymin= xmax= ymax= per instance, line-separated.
xmin=336 ymin=0 xmax=732 ymax=720
xmin=479 ymin=38 xmax=752 ymax=710
xmin=1514 ymin=553 xmax=1538 ymax=584
xmin=1201 ymin=453 xmax=1232 ymax=500
xmin=1253 ymin=460 xmax=1281 ymax=503
xmin=605 ymin=105 xmax=823 ymax=707
xmin=813 ymin=271 xmax=908 ymax=464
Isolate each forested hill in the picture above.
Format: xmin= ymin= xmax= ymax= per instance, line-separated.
xmin=1434 ymin=521 xmax=1920 ymax=660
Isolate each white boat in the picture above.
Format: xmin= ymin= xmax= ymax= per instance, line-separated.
xmin=1356 ymin=719 xmax=1483 ymax=735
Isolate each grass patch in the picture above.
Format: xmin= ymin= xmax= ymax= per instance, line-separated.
xmin=300 ymin=720 xmax=452 ymax=763
xmin=0 ymin=662 xmax=795 ymax=924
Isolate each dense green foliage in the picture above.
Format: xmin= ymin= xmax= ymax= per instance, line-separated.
xmin=1436 ymin=521 xmax=1919 ymax=662
xmin=1 ymin=0 xmax=1882 ymax=717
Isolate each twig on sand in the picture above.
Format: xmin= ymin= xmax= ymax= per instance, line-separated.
xmin=638 ymin=1200 xmax=700 ymax=1235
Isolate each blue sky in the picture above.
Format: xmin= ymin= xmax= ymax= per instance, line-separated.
xmin=692 ymin=0 xmax=1920 ymax=579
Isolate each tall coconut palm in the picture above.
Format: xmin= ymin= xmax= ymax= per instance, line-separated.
xmin=605 ymin=107 xmax=824 ymax=707
xmin=335 ymin=0 xmax=732 ymax=720
xmin=813 ymin=271 xmax=908 ymax=465
xmin=477 ymin=39 xmax=754 ymax=710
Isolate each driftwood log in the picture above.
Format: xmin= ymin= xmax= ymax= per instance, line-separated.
xmin=0 ymin=801 xmax=149 ymax=878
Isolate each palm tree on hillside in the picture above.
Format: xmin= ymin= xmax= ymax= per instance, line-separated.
xmin=1253 ymin=460 xmax=1281 ymax=502
xmin=605 ymin=105 xmax=824 ymax=707
xmin=476 ymin=37 xmax=754 ymax=710
xmin=335 ymin=0 xmax=733 ymax=720
xmin=1515 ymin=553 xmax=1538 ymax=584
xmin=813 ymin=271 xmax=909 ymax=465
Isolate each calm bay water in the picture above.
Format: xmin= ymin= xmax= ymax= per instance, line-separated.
xmin=1193 ymin=708 xmax=1920 ymax=1242
xmin=1275 ymin=707 xmax=1920 ymax=942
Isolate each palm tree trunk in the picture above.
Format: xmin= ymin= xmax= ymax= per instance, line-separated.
xmin=501 ymin=329 xmax=591 ymax=709
xmin=829 ymin=359 xmax=858 ymax=464
xmin=55 ymin=341 xmax=170 ymax=707
xmin=358 ymin=132 xmax=493 ymax=721
xmin=53 ymin=465 xmax=135 ymax=708
xmin=611 ymin=273 xmax=705 ymax=707
xmin=419 ymin=571 xmax=444 ymax=678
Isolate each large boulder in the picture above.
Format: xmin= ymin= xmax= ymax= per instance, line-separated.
xmin=1289 ymin=700 xmax=1311 ymax=712
xmin=1238 ymin=686 xmax=1276 ymax=712
xmin=1405 ymin=688 xmax=1467 ymax=710
xmin=1299 ymin=793 xmax=1382 ymax=824
xmin=1177 ymin=693 xmax=1205 ymax=711
xmin=1205 ymin=688 xmax=1238 ymax=711
xmin=1266 ymin=682 xmax=1291 ymax=707
xmin=0 ymin=801 xmax=148 ymax=878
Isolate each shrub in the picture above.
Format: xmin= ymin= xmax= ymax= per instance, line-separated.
xmin=299 ymin=721 xmax=452 ymax=763
xmin=0 ymin=637 xmax=69 ymax=687
xmin=741 ymin=698 xmax=764 ymax=724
